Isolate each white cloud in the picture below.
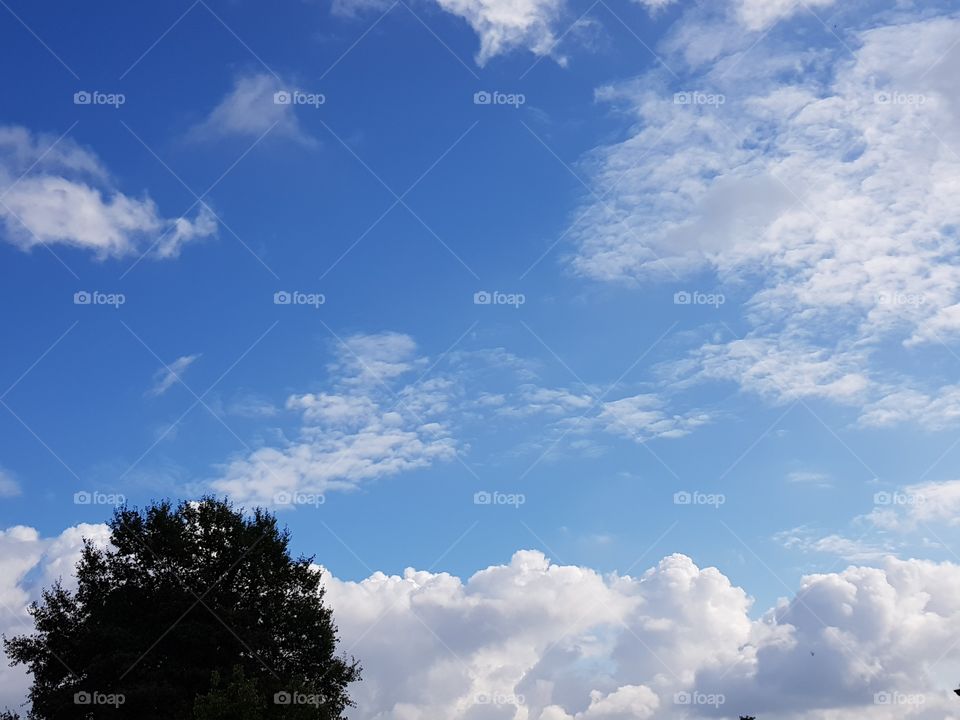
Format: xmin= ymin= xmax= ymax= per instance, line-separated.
xmin=0 ymin=468 xmax=21 ymax=498
xmin=191 ymin=73 xmax=316 ymax=145
xmin=734 ymin=0 xmax=838 ymax=31
xmin=865 ymin=479 xmax=960 ymax=533
xmin=433 ymin=0 xmax=566 ymax=65
xmin=775 ymin=526 xmax=893 ymax=562
xmin=332 ymin=0 xmax=585 ymax=66
xmin=5 ymin=524 xmax=960 ymax=719
xmin=0 ymin=523 xmax=111 ymax=712
xmin=210 ymin=332 xmax=457 ymax=507
xmin=597 ymin=393 xmax=710 ymax=440
xmin=568 ymin=8 xmax=960 ymax=424
xmin=209 ymin=333 xmax=708 ymax=505
xmin=0 ymin=126 xmax=216 ymax=260
xmin=147 ymin=354 xmax=200 ymax=397
xmin=321 ymin=549 xmax=960 ymax=719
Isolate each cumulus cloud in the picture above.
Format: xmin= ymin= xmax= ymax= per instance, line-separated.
xmin=147 ymin=354 xmax=200 ymax=398
xmin=191 ymin=73 xmax=317 ymax=145
xmin=567 ymin=7 xmax=960 ymax=425
xmin=321 ymin=549 xmax=960 ymax=720
xmin=0 ymin=126 xmax=216 ymax=260
xmin=4 ymin=522 xmax=960 ymax=719
xmin=0 ymin=523 xmax=111 ymax=712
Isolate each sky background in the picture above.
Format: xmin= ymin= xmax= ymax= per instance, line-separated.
xmin=3 ymin=0 xmax=960 ymax=718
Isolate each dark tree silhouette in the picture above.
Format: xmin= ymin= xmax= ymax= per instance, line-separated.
xmin=4 ymin=498 xmax=360 ymax=719
xmin=739 ymin=716 xmax=756 ymax=719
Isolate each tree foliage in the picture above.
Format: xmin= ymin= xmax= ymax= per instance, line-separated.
xmin=4 ymin=498 xmax=360 ymax=719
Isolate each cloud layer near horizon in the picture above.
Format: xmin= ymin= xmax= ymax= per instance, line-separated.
xmin=3 ymin=522 xmax=960 ymax=720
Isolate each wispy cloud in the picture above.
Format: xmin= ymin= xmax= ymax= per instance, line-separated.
xmin=190 ymin=72 xmax=318 ymax=146
xmin=147 ymin=354 xmax=200 ymax=398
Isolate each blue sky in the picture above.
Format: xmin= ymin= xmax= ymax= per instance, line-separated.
xmin=4 ymin=1 xmax=960 ymax=717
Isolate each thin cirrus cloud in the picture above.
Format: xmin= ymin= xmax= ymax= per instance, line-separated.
xmin=147 ymin=354 xmax=200 ymax=398
xmin=568 ymin=7 xmax=960 ymax=428
xmin=209 ymin=332 xmax=705 ymax=507
xmin=0 ymin=468 xmax=21 ymax=498
xmin=0 ymin=126 xmax=216 ymax=260
xmin=189 ymin=73 xmax=318 ymax=146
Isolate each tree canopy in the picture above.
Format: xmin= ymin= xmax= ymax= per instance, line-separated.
xmin=4 ymin=497 xmax=360 ymax=719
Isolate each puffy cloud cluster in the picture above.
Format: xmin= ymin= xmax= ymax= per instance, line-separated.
xmin=323 ymin=549 xmax=960 ymax=719
xmin=0 ymin=523 xmax=111 ymax=712
xmin=0 ymin=126 xmax=216 ymax=260
xmin=3 ymin=524 xmax=960 ymax=719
